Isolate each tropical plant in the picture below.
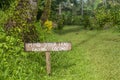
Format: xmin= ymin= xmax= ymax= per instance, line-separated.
xmin=44 ymin=20 xmax=53 ymax=31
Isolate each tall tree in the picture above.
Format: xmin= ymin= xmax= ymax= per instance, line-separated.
xmin=81 ymin=0 xmax=84 ymax=16
xmin=40 ymin=0 xmax=52 ymax=25
xmin=103 ymin=0 xmax=107 ymax=6
xmin=5 ymin=0 xmax=38 ymax=42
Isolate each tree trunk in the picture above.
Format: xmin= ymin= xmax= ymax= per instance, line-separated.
xmin=81 ymin=0 xmax=84 ymax=16
xmin=59 ymin=3 xmax=62 ymax=15
xmin=5 ymin=0 xmax=38 ymax=42
xmin=103 ymin=0 xmax=107 ymax=6
xmin=40 ymin=0 xmax=51 ymax=26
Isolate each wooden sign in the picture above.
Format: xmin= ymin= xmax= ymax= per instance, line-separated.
xmin=24 ymin=42 xmax=71 ymax=75
xmin=25 ymin=42 xmax=71 ymax=51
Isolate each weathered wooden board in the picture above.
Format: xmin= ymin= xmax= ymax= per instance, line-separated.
xmin=25 ymin=42 xmax=71 ymax=52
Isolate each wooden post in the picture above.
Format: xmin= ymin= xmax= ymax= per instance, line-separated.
xmin=45 ymin=51 xmax=51 ymax=75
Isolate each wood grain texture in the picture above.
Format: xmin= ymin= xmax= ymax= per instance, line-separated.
xmin=25 ymin=42 xmax=71 ymax=51
xmin=46 ymin=52 xmax=51 ymax=75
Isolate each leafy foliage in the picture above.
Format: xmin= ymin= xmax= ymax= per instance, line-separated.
xmin=0 ymin=0 xmax=15 ymax=10
xmin=44 ymin=20 xmax=53 ymax=31
xmin=0 ymin=26 xmax=47 ymax=79
xmin=57 ymin=16 xmax=64 ymax=30
xmin=95 ymin=7 xmax=112 ymax=28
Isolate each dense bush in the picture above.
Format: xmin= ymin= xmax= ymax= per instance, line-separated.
xmin=110 ymin=5 xmax=120 ymax=32
xmin=95 ymin=7 xmax=112 ymax=29
xmin=82 ymin=15 xmax=90 ymax=29
xmin=63 ymin=12 xmax=72 ymax=25
xmin=0 ymin=0 xmax=17 ymax=25
xmin=63 ymin=13 xmax=83 ymax=25
xmin=57 ymin=16 xmax=64 ymax=30
xmin=81 ymin=6 xmax=118 ymax=30
xmin=0 ymin=26 xmax=47 ymax=79
xmin=72 ymin=16 xmax=83 ymax=25
xmin=110 ymin=5 xmax=120 ymax=25
xmin=44 ymin=20 xmax=53 ymax=31
xmin=89 ymin=17 xmax=99 ymax=29
xmin=0 ymin=0 xmax=15 ymax=10
xmin=61 ymin=4 xmax=120 ymax=31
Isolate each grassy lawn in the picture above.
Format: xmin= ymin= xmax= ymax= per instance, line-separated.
xmin=43 ymin=25 xmax=120 ymax=80
xmin=0 ymin=25 xmax=120 ymax=80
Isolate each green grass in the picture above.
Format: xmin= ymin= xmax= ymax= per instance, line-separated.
xmin=44 ymin=26 xmax=120 ymax=80
xmin=0 ymin=25 xmax=120 ymax=80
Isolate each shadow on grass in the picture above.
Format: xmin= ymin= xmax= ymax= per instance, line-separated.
xmin=54 ymin=26 xmax=84 ymax=35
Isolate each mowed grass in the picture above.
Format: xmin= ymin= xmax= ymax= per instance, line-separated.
xmin=44 ymin=26 xmax=120 ymax=80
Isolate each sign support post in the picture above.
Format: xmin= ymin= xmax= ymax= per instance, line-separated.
xmin=45 ymin=51 xmax=51 ymax=75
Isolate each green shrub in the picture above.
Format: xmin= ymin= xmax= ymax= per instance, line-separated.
xmin=0 ymin=26 xmax=47 ymax=80
xmin=63 ymin=15 xmax=82 ymax=25
xmin=34 ymin=22 xmax=48 ymax=42
xmin=110 ymin=5 xmax=120 ymax=32
xmin=0 ymin=0 xmax=15 ymax=10
xmin=0 ymin=1 xmax=17 ymax=25
xmin=82 ymin=16 xmax=91 ymax=29
xmin=87 ymin=17 xmax=99 ymax=30
xmin=72 ymin=16 xmax=83 ymax=25
xmin=95 ymin=7 xmax=112 ymax=29
xmin=110 ymin=5 xmax=120 ymax=25
xmin=57 ymin=16 xmax=64 ymax=30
